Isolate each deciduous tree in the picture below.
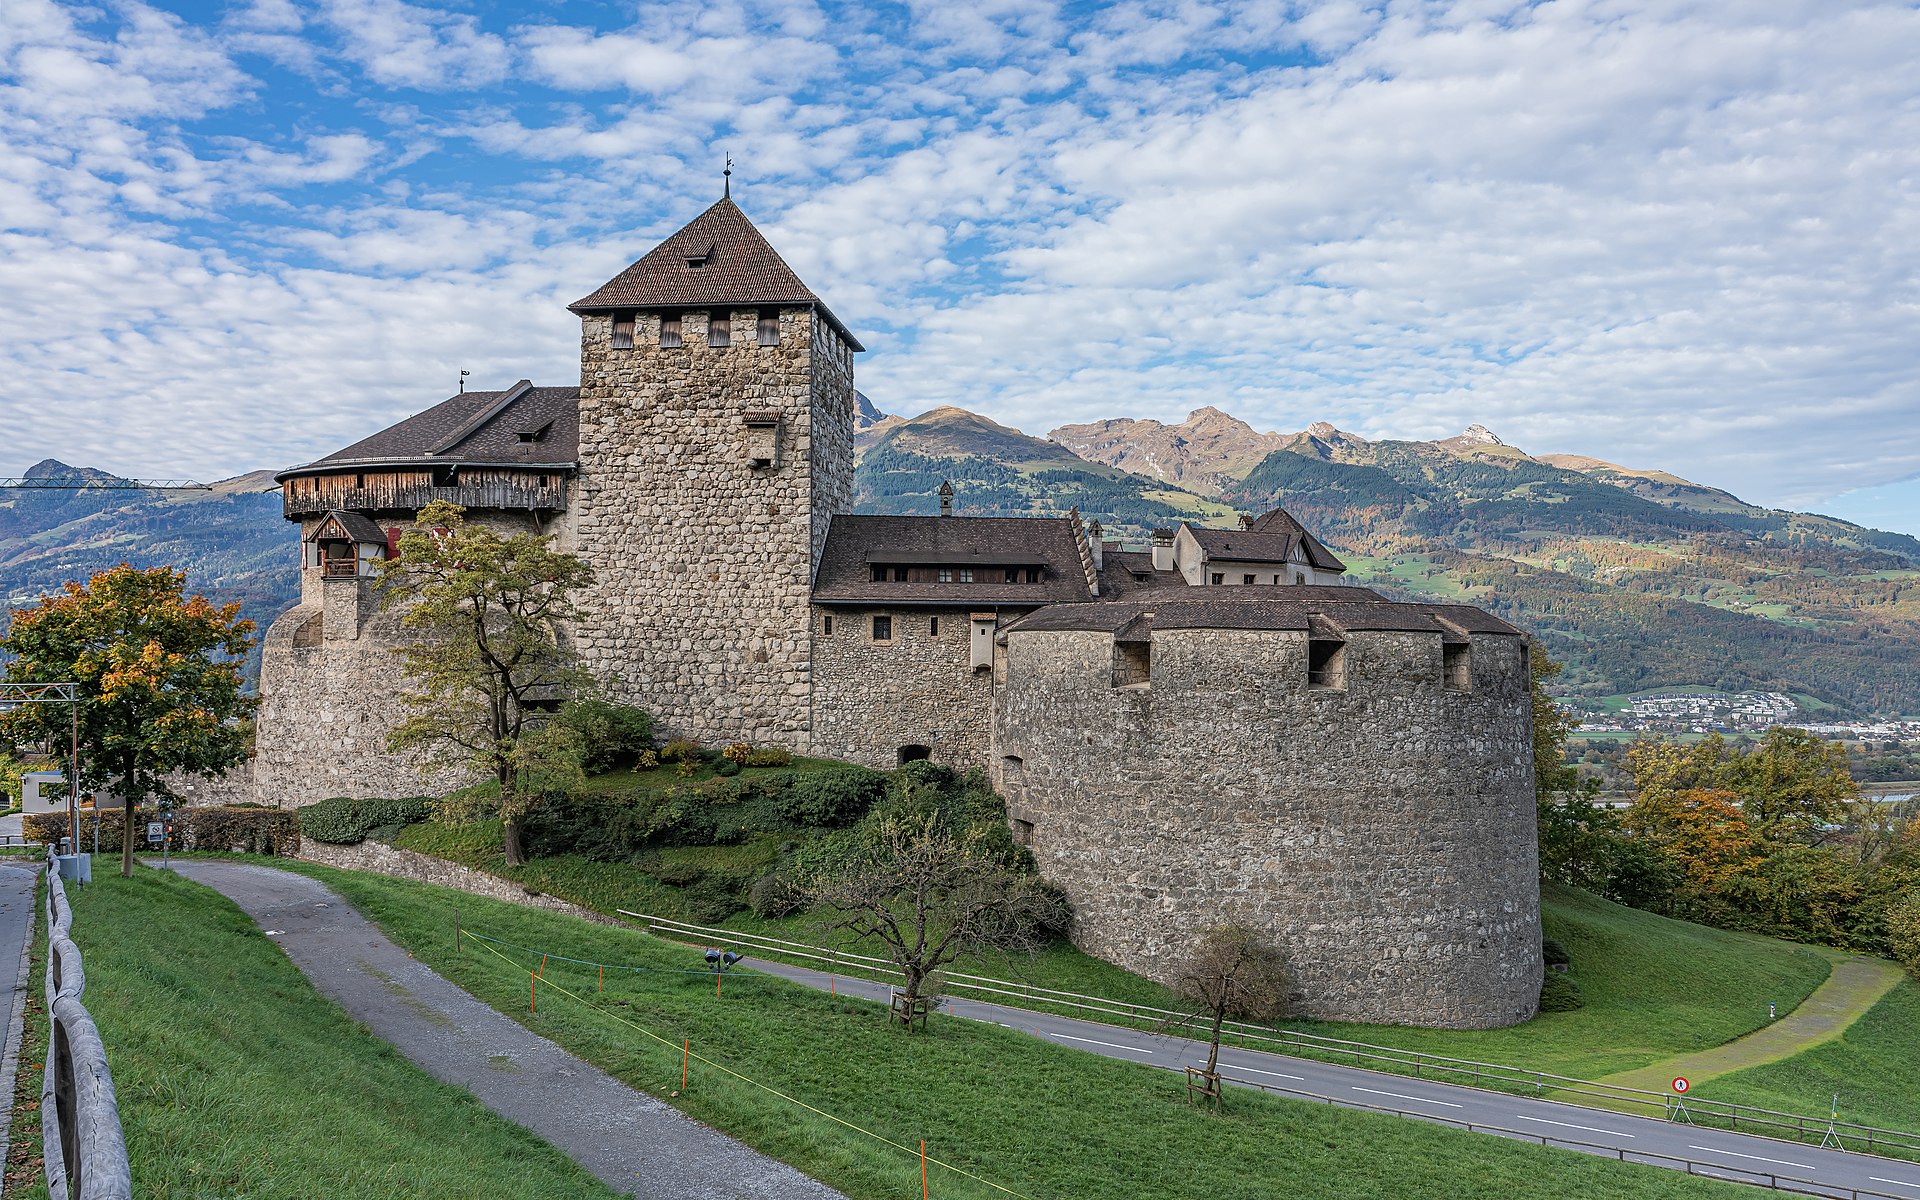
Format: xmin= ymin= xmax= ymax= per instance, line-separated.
xmin=0 ymin=564 xmax=255 ymax=877
xmin=1170 ymin=925 xmax=1291 ymax=1097
xmin=378 ymin=501 xmax=593 ymax=865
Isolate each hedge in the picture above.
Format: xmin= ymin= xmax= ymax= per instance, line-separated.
xmin=296 ymin=796 xmax=431 ymax=845
xmin=24 ymin=807 xmax=300 ymax=856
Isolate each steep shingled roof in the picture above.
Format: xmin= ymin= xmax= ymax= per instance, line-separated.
xmin=999 ymin=590 xmax=1524 ymax=637
xmin=1247 ymin=508 xmax=1347 ymax=572
xmin=813 ymin=515 xmax=1094 ymax=606
xmin=568 ymin=197 xmax=863 ymax=351
xmin=275 ymin=383 xmax=579 ymax=480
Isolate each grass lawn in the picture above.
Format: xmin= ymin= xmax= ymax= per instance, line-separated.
xmin=382 ymin=823 xmax=1834 ymax=1082
xmin=269 ymin=858 xmax=1756 ymax=1200
xmin=64 ymin=867 xmax=627 ymax=1200
xmin=1701 ymin=980 xmax=1920 ymax=1135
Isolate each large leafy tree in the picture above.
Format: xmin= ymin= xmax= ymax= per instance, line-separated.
xmin=0 ymin=564 xmax=255 ymax=877
xmin=378 ymin=501 xmax=593 ymax=865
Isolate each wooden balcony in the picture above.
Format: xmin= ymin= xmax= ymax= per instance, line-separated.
xmin=283 ymin=481 xmax=568 ymax=518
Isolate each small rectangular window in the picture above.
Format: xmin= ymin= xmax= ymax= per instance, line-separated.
xmin=938 ymin=567 xmax=953 ymax=583
xmin=611 ymin=314 xmax=634 ymax=349
xmin=958 ymin=568 xmax=973 ymax=583
xmin=871 ymin=564 xmax=888 ymax=583
xmin=1112 ymin=640 xmax=1151 ymax=688
xmin=757 ymin=311 xmax=780 ymax=346
xmin=872 ymin=615 xmax=893 ymax=642
xmin=894 ymin=566 xmax=908 ymax=582
xmin=707 ymin=312 xmax=729 ymax=347
xmin=930 ymin=616 xmax=939 ymax=637
xmin=1444 ymin=642 xmax=1472 ymax=692
xmin=823 ymin=615 xmax=833 ymax=635
xmin=1005 ymin=568 xmax=1019 ymax=583
xmin=660 ymin=315 xmax=682 ymax=348
xmin=1243 ymin=574 xmax=1256 ymax=585
xmin=1210 ymin=572 xmax=1224 ymax=585
xmin=1026 ymin=567 xmax=1040 ymax=583
xmin=1308 ymin=639 xmax=1347 ymax=690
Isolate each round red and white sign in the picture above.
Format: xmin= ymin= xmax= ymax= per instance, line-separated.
xmin=1672 ymin=1077 xmax=1691 ymax=1094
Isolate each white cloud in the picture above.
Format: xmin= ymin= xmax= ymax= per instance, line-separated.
xmin=316 ymin=0 xmax=510 ymax=90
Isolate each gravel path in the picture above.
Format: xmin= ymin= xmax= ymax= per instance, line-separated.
xmin=1597 ymin=950 xmax=1906 ymax=1093
xmin=170 ymin=860 xmax=842 ymax=1200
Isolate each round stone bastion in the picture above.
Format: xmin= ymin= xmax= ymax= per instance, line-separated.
xmin=989 ymin=596 xmax=1544 ymax=1030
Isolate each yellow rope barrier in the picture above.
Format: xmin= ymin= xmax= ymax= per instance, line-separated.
xmin=464 ymin=931 xmax=1037 ymax=1200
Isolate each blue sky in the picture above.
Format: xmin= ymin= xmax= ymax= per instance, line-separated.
xmin=2 ymin=0 xmax=1917 ymax=534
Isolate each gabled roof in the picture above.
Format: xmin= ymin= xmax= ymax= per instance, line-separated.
xmin=305 ymin=510 xmax=387 ymax=544
xmin=568 ymin=197 xmax=863 ymax=351
xmin=1247 ymin=508 xmax=1346 ymax=572
xmin=274 ymin=383 xmax=579 ymax=481
xmin=1187 ymin=526 xmax=1306 ymax=565
xmin=812 ymin=515 xmax=1094 ymax=606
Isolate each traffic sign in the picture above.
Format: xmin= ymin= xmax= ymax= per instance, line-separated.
xmin=1672 ymin=1076 xmax=1690 ymax=1094
xmin=146 ymin=822 xmax=164 ymax=843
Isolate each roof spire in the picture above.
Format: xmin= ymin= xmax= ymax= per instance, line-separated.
xmin=723 ymin=153 xmax=732 ymax=200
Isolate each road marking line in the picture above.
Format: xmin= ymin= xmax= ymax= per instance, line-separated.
xmin=1870 ymin=1180 xmax=1920 ymax=1192
xmin=1687 ymin=1146 xmax=1815 ymax=1171
xmin=1352 ymin=1086 xmax=1464 ymax=1108
xmin=1223 ymin=1065 xmax=1305 ymax=1082
xmin=1513 ymin=1115 xmax=1635 ymax=1138
xmin=1045 ymin=1031 xmax=1153 ymax=1055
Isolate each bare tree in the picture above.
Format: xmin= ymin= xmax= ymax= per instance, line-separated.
xmin=1170 ymin=924 xmax=1292 ymax=1106
xmin=802 ymin=813 xmax=1068 ymax=1029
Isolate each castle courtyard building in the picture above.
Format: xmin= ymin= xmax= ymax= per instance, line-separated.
xmin=261 ymin=192 xmax=1543 ymax=1028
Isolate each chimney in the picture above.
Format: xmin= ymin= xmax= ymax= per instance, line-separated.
xmin=938 ymin=480 xmax=954 ymax=517
xmin=1088 ymin=520 xmax=1104 ymax=571
xmin=1150 ymin=528 xmax=1174 ymax=572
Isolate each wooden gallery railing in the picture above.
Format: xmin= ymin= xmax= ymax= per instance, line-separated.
xmin=282 ymin=480 xmax=567 ymax=517
xmin=41 ymin=853 xmax=131 ymax=1200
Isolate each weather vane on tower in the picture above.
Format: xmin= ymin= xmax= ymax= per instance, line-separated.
xmin=724 ymin=153 xmax=732 ymax=199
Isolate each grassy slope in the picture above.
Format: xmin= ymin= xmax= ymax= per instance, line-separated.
xmin=1701 ymin=980 xmax=1920 ymax=1134
xmin=66 ymin=867 xmax=623 ymax=1200
xmin=272 ymin=859 xmax=1754 ymax=1200
xmin=384 ymin=823 xmax=1833 ymax=1081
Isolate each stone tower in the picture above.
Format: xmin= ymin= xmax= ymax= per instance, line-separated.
xmin=568 ymin=195 xmax=861 ymax=747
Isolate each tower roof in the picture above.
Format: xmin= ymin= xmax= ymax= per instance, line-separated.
xmin=568 ymin=197 xmax=862 ymax=350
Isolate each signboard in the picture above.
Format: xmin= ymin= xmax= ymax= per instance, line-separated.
xmin=146 ymin=822 xmax=164 ymax=843
xmin=1672 ymin=1077 xmax=1690 ymax=1095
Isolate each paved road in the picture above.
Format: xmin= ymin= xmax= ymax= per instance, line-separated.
xmin=731 ymin=952 xmax=1920 ymax=1199
xmin=1601 ymin=951 xmax=1905 ymax=1094
xmin=172 ymin=861 xmax=842 ymax=1200
xmin=0 ymin=860 xmax=35 ymax=1196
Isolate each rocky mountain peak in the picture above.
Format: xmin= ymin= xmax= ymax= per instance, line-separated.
xmin=1456 ymin=423 xmax=1504 ymax=446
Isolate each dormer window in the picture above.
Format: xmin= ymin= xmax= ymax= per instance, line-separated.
xmin=611 ymin=314 xmax=634 ymax=350
xmin=757 ymin=310 xmax=780 ymax=346
xmin=708 ymin=311 xmax=730 ymax=347
xmin=517 ymin=421 xmax=553 ymax=444
xmin=685 ymin=243 xmax=714 ymax=269
xmin=660 ymin=315 xmax=682 ymax=348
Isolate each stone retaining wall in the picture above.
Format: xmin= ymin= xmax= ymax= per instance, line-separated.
xmin=296 ymin=840 xmax=619 ymax=926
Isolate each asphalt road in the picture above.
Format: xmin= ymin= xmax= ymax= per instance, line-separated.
xmin=0 ymin=860 xmax=36 ymax=1190
xmin=172 ymin=861 xmax=843 ymax=1200
xmin=734 ymin=952 xmax=1920 ymax=1200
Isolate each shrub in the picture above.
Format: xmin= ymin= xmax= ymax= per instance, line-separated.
xmin=659 ymin=738 xmax=702 ymax=763
xmin=1538 ymin=971 xmax=1586 ymax=1012
xmin=778 ymin=766 xmax=887 ymax=828
xmin=722 ymin=742 xmax=752 ymax=764
xmin=557 ymin=700 xmax=655 ymax=774
xmin=635 ymin=749 xmax=659 ymax=771
xmin=184 ymin=807 xmax=301 ymax=855
xmin=676 ymin=756 xmax=697 ymax=778
xmin=1542 ymin=938 xmax=1571 ymax=969
xmin=746 ymin=747 xmax=792 ymax=768
xmin=748 ymin=870 xmax=806 ymax=917
xmin=297 ymin=796 xmax=430 ymax=845
xmin=1889 ymin=891 xmax=1920 ymax=977
xmin=715 ymin=758 xmax=742 ymax=777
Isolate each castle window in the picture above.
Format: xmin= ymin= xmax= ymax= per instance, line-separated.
xmin=1112 ymin=639 xmax=1151 ymax=688
xmin=1444 ymin=642 xmax=1472 ymax=692
xmin=1011 ymin=818 xmax=1034 ymax=847
xmin=757 ymin=311 xmax=780 ymax=346
xmin=930 ymin=616 xmax=940 ymax=636
xmin=1026 ymin=567 xmax=1040 ymax=583
xmin=1308 ymin=638 xmax=1347 ymax=690
xmin=894 ymin=566 xmax=908 ymax=581
xmin=871 ymin=564 xmax=887 ymax=583
xmin=1210 ymin=572 xmax=1224 ymax=585
xmin=1005 ymin=568 xmax=1019 ymax=583
xmin=938 ymin=567 xmax=953 ymax=583
xmin=1243 ymin=574 xmax=1256 ymax=585
xmin=958 ymin=568 xmax=973 ymax=583
xmin=707 ymin=312 xmax=730 ymax=347
xmin=823 ymin=615 xmax=833 ymax=635
xmin=872 ymin=614 xmax=893 ymax=642
xmin=611 ymin=314 xmax=634 ymax=349
xmin=660 ymin=315 xmax=682 ymax=348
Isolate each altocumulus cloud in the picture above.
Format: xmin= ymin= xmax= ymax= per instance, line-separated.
xmin=0 ymin=0 xmax=1914 ymax=531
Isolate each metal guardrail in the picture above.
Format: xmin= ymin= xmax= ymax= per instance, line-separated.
xmin=42 ymin=853 xmax=131 ymax=1200
xmin=626 ymin=911 xmax=1920 ymax=1161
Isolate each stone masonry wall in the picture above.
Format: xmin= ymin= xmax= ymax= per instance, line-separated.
xmin=297 ymin=839 xmax=619 ymax=925
xmin=573 ymin=307 xmax=854 ymax=750
xmin=991 ymin=626 xmax=1542 ymax=1029
xmin=810 ymin=607 xmax=997 ymax=771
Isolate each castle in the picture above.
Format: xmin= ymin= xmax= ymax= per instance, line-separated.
xmin=257 ymin=192 xmax=1543 ymax=1029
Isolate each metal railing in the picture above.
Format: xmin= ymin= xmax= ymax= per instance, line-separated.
xmin=41 ymin=853 xmax=131 ymax=1200
xmin=625 ymin=911 xmax=1920 ymax=1161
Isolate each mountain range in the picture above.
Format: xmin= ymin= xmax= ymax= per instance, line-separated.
xmin=6 ymin=398 xmax=1918 ymax=716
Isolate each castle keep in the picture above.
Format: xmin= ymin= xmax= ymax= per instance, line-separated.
xmin=260 ymin=194 xmax=1543 ymax=1028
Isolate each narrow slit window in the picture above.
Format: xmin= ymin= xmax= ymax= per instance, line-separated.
xmin=823 ymin=615 xmax=834 ymax=635
xmin=659 ymin=315 xmax=682 ymax=348
xmin=929 ymin=616 xmax=939 ymax=637
xmin=611 ymin=314 xmax=635 ymax=349
xmin=1444 ymin=642 xmax=1472 ymax=692
xmin=1307 ymin=639 xmax=1347 ymax=690
xmin=757 ymin=311 xmax=781 ymax=345
xmin=707 ymin=312 xmax=730 ymax=347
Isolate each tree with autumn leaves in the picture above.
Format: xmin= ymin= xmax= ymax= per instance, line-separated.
xmin=0 ymin=565 xmax=255 ymax=877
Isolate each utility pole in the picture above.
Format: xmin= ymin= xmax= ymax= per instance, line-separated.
xmin=0 ymin=682 xmax=83 ymax=849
